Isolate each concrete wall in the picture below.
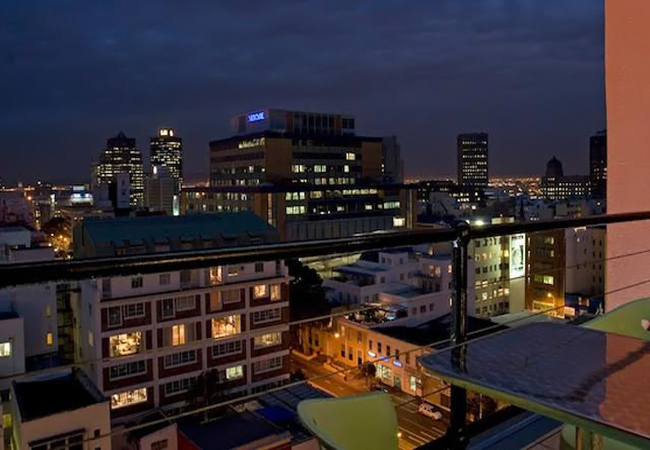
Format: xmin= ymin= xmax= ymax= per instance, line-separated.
xmin=606 ymin=0 xmax=650 ymax=310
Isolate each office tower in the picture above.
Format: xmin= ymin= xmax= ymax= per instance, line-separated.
xmin=381 ymin=136 xmax=404 ymax=183
xmin=197 ymin=109 xmax=415 ymax=241
xmin=589 ymin=130 xmax=607 ymax=199
xmin=457 ymin=133 xmax=489 ymax=188
xmin=72 ymin=213 xmax=290 ymax=420
xmin=540 ymin=157 xmax=590 ymax=201
xmin=150 ymin=128 xmax=183 ymax=186
xmin=94 ymin=132 xmax=145 ymax=207
xmin=145 ymin=166 xmax=179 ymax=215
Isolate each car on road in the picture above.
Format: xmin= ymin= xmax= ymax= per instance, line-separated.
xmin=418 ymin=402 xmax=443 ymax=420
xmin=369 ymin=383 xmax=390 ymax=393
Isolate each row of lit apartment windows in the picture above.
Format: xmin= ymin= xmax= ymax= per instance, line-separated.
xmin=108 ymin=309 xmax=283 ymax=357
xmin=110 ymin=355 xmax=284 ymax=409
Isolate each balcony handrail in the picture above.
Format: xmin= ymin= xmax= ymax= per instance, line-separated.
xmin=1 ymin=211 xmax=649 ymax=288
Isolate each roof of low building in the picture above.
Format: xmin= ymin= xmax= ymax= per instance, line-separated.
xmin=179 ymin=411 xmax=288 ymax=450
xmin=13 ymin=372 xmax=103 ymax=422
xmin=373 ymin=313 xmax=506 ymax=348
xmin=74 ymin=212 xmax=279 ymax=258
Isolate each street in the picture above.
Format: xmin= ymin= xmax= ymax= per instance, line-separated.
xmin=291 ymin=355 xmax=447 ymax=449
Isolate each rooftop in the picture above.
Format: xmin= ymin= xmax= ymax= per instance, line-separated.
xmin=179 ymin=411 xmax=289 ymax=450
xmin=373 ymin=313 xmax=505 ymax=348
xmin=13 ymin=371 xmax=103 ymax=422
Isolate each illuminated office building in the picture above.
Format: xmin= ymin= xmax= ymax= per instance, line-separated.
xmin=93 ymin=132 xmax=145 ymax=207
xmin=151 ymin=128 xmax=183 ymax=186
xmin=198 ymin=109 xmax=413 ymax=241
xmin=457 ymin=133 xmax=489 ymax=188
xmin=541 ymin=157 xmax=590 ymax=201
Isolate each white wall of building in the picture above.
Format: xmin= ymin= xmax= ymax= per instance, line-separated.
xmin=0 ymin=316 xmax=25 ymax=386
xmin=13 ymin=401 xmax=111 ymax=450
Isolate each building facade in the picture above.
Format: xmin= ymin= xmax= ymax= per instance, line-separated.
xmin=540 ymin=157 xmax=590 ymax=201
xmin=197 ymin=109 xmax=413 ymax=241
xmin=72 ymin=214 xmax=291 ymax=421
xmin=10 ymin=371 xmax=111 ymax=450
xmin=525 ymin=227 xmax=605 ymax=319
xmin=145 ymin=166 xmax=179 ymax=215
xmin=457 ymin=133 xmax=489 ymax=188
xmin=93 ymin=132 xmax=145 ymax=207
xmin=589 ymin=130 xmax=607 ymax=199
xmin=150 ymin=129 xmax=183 ymax=186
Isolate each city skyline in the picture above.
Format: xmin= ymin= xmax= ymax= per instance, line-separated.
xmin=1 ymin=1 xmax=605 ymax=184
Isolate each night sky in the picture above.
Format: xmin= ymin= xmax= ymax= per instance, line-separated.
xmin=0 ymin=0 xmax=605 ymax=185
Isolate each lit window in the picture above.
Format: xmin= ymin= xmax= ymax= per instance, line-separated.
xmin=212 ymin=315 xmax=241 ymax=339
xmin=393 ymin=217 xmax=405 ymax=228
xmin=109 ymin=332 xmax=142 ymax=357
xmin=344 ymin=165 xmax=350 ymax=173
xmin=172 ymin=324 xmax=186 ymax=346
xmin=88 ymin=331 xmax=94 ymax=347
xmin=253 ymin=285 xmax=268 ymax=299
xmin=45 ymin=305 xmax=52 ymax=318
xmin=46 ymin=332 xmax=53 ymax=346
xmin=0 ymin=342 xmax=11 ymax=358
xmin=111 ymin=388 xmax=148 ymax=409
xmin=270 ymin=284 xmax=281 ymax=301
xmin=346 ymin=152 xmax=356 ymax=161
xmin=254 ymin=332 xmax=282 ymax=348
xmin=226 ymin=365 xmax=244 ymax=380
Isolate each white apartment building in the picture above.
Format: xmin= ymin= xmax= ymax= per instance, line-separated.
xmin=323 ymin=247 xmax=473 ymax=317
xmin=0 ymin=228 xmax=58 ymax=371
xmin=10 ymin=370 xmax=111 ymax=450
xmin=72 ymin=213 xmax=291 ymax=421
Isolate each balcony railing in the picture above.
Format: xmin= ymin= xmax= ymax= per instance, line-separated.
xmin=1 ymin=211 xmax=650 ymax=450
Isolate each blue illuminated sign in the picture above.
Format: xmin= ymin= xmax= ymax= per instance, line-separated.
xmin=392 ymin=360 xmax=403 ymax=367
xmin=247 ymin=111 xmax=265 ymax=123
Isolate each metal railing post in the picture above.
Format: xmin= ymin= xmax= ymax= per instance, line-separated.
xmin=448 ymin=220 xmax=471 ymax=449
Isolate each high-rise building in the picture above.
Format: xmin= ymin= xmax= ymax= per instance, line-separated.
xmin=72 ymin=213 xmax=290 ymax=421
xmin=381 ymin=136 xmax=404 ymax=183
xmin=145 ymin=166 xmax=179 ymax=215
xmin=589 ymin=130 xmax=607 ymax=199
xmin=150 ymin=128 xmax=183 ymax=186
xmin=197 ymin=109 xmax=415 ymax=241
xmin=94 ymin=132 xmax=145 ymax=207
xmin=457 ymin=133 xmax=489 ymax=188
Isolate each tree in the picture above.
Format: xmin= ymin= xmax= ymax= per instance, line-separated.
xmin=291 ymin=369 xmax=307 ymax=382
xmin=286 ymin=259 xmax=331 ymax=321
xmin=186 ymin=369 xmax=227 ymax=421
xmin=361 ymin=363 xmax=377 ymax=386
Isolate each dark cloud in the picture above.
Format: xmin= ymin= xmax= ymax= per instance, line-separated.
xmin=0 ymin=0 xmax=604 ymax=184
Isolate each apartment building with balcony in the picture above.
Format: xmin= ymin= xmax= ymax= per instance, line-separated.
xmin=71 ymin=213 xmax=291 ymax=421
xmin=322 ymin=247 xmax=473 ymax=315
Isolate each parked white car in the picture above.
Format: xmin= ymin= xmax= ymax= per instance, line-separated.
xmin=418 ymin=402 xmax=443 ymax=420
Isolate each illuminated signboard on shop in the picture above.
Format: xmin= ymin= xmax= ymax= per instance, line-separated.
xmin=247 ymin=111 xmax=265 ymax=123
xmin=392 ymin=360 xmax=403 ymax=367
